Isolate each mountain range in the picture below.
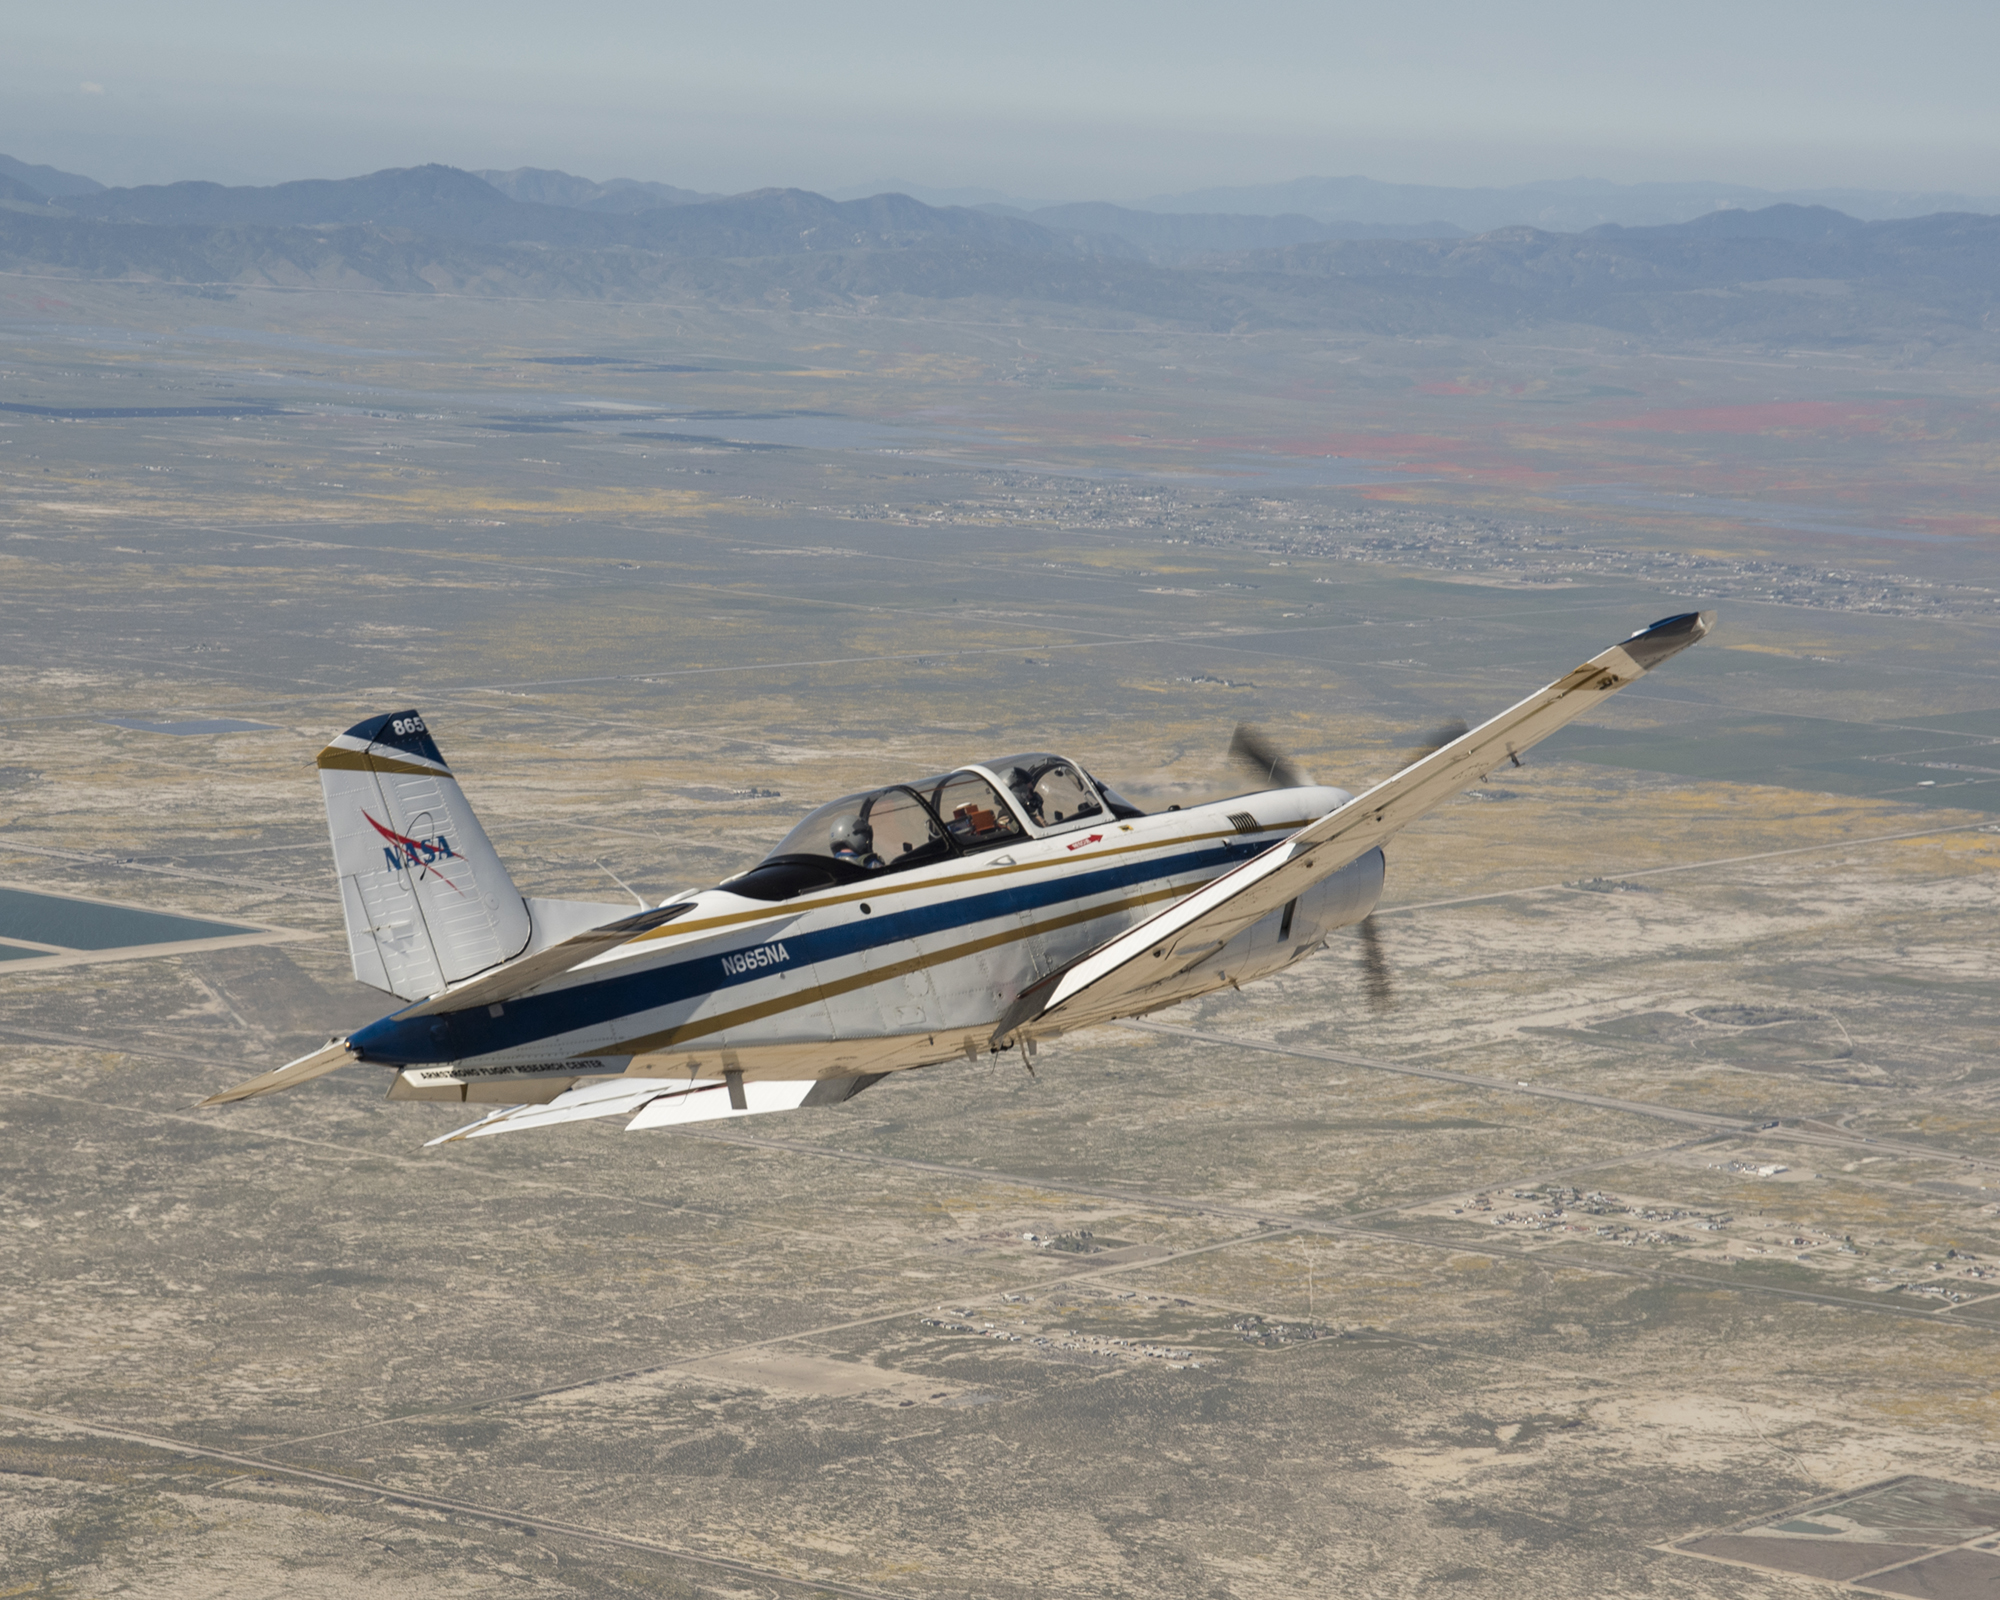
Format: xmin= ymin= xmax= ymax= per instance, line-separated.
xmin=0 ymin=152 xmax=103 ymax=200
xmin=3 ymin=162 xmax=1443 ymax=263
xmin=1135 ymin=174 xmax=2000 ymax=234
xmin=0 ymin=156 xmax=1994 ymax=348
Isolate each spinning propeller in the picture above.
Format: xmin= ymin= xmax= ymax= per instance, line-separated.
xmin=1228 ymin=712 xmax=1474 ymax=1015
xmin=1227 ymin=723 xmax=1310 ymax=789
xmin=1228 ymin=713 xmax=1475 ymax=793
xmin=1356 ymin=916 xmax=1394 ymax=1012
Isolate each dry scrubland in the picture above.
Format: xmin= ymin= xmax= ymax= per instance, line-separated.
xmin=2 ymin=279 xmax=2000 ymax=1596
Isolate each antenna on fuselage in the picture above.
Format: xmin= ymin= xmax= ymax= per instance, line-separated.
xmin=594 ymin=860 xmax=648 ymax=910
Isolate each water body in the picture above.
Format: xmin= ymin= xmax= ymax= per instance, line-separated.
xmin=0 ymin=887 xmax=258 ymax=951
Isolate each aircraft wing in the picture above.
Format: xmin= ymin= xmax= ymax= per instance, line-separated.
xmin=995 ymin=611 xmax=1713 ymax=1045
xmin=424 ymin=1073 xmax=878 ymax=1144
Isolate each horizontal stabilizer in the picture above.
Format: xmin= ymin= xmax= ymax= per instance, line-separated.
xmin=426 ymin=1076 xmax=680 ymax=1142
xmin=393 ymin=901 xmax=693 ymax=1020
xmin=996 ymin=610 xmax=1714 ymax=1044
xmin=200 ymin=1039 xmax=357 ymax=1106
xmin=425 ymin=1072 xmax=878 ymax=1144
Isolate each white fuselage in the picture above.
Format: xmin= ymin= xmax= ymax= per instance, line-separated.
xmin=362 ymin=786 xmax=1383 ymax=1102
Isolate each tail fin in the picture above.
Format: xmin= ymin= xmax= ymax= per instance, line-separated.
xmin=318 ymin=711 xmax=530 ymax=1000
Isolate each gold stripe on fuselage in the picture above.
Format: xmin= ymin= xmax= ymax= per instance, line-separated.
xmin=618 ymin=813 xmax=1313 ymax=950
xmin=610 ymin=877 xmax=1202 ymax=1060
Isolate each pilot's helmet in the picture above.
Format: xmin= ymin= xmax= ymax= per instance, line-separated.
xmin=1005 ymin=768 xmax=1044 ymax=822
xmin=829 ymin=814 xmax=874 ymax=856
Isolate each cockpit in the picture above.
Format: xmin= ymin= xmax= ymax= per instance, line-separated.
xmin=719 ymin=754 xmax=1146 ymax=902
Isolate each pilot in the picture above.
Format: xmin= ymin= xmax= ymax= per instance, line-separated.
xmin=1002 ymin=767 xmax=1046 ymax=827
xmin=829 ymin=814 xmax=884 ymax=870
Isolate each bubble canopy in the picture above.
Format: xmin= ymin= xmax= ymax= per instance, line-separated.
xmin=719 ymin=756 xmax=1141 ymax=902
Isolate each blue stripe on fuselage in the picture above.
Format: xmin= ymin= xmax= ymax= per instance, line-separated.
xmin=351 ymin=836 xmax=1262 ymax=1064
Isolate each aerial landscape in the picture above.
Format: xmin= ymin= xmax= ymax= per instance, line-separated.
xmin=5 ymin=7 xmax=2000 ymax=1596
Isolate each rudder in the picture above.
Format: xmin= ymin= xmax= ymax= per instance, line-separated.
xmin=317 ymin=710 xmax=531 ymax=1000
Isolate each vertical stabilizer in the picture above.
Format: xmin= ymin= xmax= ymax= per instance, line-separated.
xmin=317 ymin=711 xmax=530 ymax=1000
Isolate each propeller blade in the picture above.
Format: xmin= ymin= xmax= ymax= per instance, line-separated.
xmin=1356 ymin=915 xmax=1393 ymax=1012
xmin=1229 ymin=723 xmax=1311 ymax=789
xmin=1397 ymin=717 xmax=1469 ymax=770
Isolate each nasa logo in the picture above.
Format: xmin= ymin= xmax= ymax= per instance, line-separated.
xmin=364 ymin=810 xmax=464 ymax=890
xmin=721 ymin=942 xmax=791 ymax=978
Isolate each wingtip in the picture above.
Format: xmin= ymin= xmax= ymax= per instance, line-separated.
xmin=1622 ymin=609 xmax=1715 ymax=670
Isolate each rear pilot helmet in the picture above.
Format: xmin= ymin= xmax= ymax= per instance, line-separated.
xmin=829 ymin=814 xmax=874 ymax=855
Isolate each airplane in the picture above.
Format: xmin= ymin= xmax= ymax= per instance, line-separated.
xmin=202 ymin=611 xmax=1713 ymax=1144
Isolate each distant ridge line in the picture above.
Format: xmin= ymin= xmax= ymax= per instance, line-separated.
xmin=1 ymin=158 xmax=1995 ymax=348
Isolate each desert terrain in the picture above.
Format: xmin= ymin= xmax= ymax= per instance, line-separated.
xmin=3 ymin=276 xmax=1999 ymax=1596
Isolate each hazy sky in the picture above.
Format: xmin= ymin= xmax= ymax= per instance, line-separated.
xmin=8 ymin=0 xmax=1998 ymax=198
